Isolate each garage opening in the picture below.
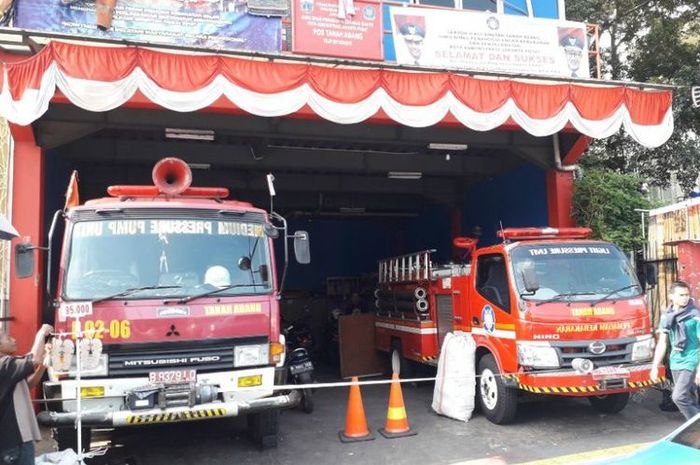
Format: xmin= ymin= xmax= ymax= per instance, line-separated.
xmin=37 ymin=102 xmax=572 ymax=375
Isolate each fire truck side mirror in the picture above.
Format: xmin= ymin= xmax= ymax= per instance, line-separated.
xmin=293 ymin=231 xmax=311 ymax=265
xmin=521 ymin=266 xmax=539 ymax=293
xmin=14 ymin=243 xmax=35 ymax=279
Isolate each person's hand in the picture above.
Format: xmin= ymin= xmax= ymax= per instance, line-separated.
xmin=38 ymin=324 xmax=54 ymax=338
xmin=42 ymin=343 xmax=52 ymax=368
xmin=650 ymin=365 xmax=659 ymax=381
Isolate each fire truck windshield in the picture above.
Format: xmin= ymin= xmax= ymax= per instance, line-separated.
xmin=63 ymin=218 xmax=272 ymax=300
xmin=510 ymin=242 xmax=641 ymax=303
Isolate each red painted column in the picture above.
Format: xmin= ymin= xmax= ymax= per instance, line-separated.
xmin=8 ymin=124 xmax=45 ymax=354
xmin=676 ymin=242 xmax=700 ymax=299
xmin=546 ymin=170 xmax=575 ymax=228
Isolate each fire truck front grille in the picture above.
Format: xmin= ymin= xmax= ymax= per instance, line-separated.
xmin=552 ymin=338 xmax=636 ymax=368
xmin=108 ymin=344 xmax=236 ymax=377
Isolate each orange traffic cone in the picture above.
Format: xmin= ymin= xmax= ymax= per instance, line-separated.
xmin=379 ymin=372 xmax=417 ymax=438
xmin=339 ymin=377 xmax=375 ymax=442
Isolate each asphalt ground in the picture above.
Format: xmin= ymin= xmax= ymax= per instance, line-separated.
xmin=38 ymin=374 xmax=687 ymax=465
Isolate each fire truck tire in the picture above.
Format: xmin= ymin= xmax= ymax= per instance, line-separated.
xmin=247 ymin=410 xmax=279 ymax=449
xmin=477 ymin=355 xmax=517 ymax=424
xmin=53 ymin=426 xmax=91 ymax=453
xmin=391 ymin=341 xmax=415 ymax=380
xmin=588 ymin=393 xmax=630 ymax=414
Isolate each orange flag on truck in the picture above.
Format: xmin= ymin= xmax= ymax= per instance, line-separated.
xmin=64 ymin=170 xmax=80 ymax=210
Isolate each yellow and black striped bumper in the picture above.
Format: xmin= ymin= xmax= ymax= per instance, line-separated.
xmin=517 ymin=378 xmax=666 ymax=394
xmin=112 ymin=391 xmax=301 ymax=426
xmin=125 ymin=408 xmax=228 ymax=425
xmin=39 ymin=391 xmax=302 ymax=428
xmin=500 ymin=365 xmax=666 ymax=396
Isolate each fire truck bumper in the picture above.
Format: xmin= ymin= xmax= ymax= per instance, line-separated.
xmin=37 ymin=390 xmax=302 ymax=427
xmin=512 ymin=363 xmax=666 ymax=396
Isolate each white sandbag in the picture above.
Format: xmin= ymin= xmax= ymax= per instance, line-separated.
xmin=35 ymin=449 xmax=79 ymax=465
xmin=432 ymin=331 xmax=476 ymax=422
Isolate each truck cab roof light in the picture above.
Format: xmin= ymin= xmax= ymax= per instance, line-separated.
xmin=497 ymin=227 xmax=592 ymax=240
xmin=107 ymin=185 xmax=230 ymax=199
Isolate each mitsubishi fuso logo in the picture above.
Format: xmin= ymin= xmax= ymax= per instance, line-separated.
xmin=588 ymin=341 xmax=606 ymax=355
xmin=123 ymin=355 xmax=222 ymax=367
xmin=166 ymin=324 xmax=180 ymax=337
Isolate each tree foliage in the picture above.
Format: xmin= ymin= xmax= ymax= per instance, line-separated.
xmin=566 ymin=0 xmax=700 ymax=191
xmin=572 ymin=169 xmax=653 ymax=251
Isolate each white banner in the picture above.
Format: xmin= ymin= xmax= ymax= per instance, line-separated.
xmin=390 ymin=8 xmax=589 ymax=78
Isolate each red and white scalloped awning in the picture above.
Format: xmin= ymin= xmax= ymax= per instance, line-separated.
xmin=0 ymin=41 xmax=673 ymax=148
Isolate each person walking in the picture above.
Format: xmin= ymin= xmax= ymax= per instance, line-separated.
xmin=0 ymin=324 xmax=53 ymax=465
xmin=651 ymin=281 xmax=700 ymax=420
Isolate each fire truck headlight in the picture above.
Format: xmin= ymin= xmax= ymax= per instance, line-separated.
xmin=517 ymin=342 xmax=560 ymax=368
xmin=234 ymin=344 xmax=269 ymax=367
xmin=631 ymin=336 xmax=654 ymax=361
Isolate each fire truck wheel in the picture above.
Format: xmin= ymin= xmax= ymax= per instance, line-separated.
xmin=247 ymin=410 xmax=279 ymax=449
xmin=588 ymin=393 xmax=630 ymax=414
xmin=53 ymin=426 xmax=91 ymax=452
xmin=477 ymin=354 xmax=518 ymax=424
xmin=391 ymin=341 xmax=415 ymax=380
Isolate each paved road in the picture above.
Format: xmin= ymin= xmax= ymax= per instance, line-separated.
xmin=48 ymin=378 xmax=686 ymax=465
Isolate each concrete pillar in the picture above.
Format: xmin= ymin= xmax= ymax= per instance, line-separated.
xmin=546 ymin=170 xmax=574 ymax=228
xmin=8 ymin=123 xmax=44 ymax=353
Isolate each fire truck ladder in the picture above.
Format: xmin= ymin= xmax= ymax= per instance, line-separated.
xmin=378 ymin=249 xmax=435 ymax=284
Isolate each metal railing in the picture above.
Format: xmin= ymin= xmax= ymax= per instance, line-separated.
xmin=378 ymin=249 xmax=435 ymax=283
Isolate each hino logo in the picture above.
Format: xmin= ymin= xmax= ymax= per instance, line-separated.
xmin=588 ymin=341 xmax=606 ymax=355
xmin=123 ymin=355 xmax=221 ymax=367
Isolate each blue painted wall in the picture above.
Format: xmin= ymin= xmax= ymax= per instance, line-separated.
xmin=283 ymin=201 xmax=453 ymax=291
xmin=283 ymin=164 xmax=548 ymax=291
xmin=462 ymin=164 xmax=549 ymax=247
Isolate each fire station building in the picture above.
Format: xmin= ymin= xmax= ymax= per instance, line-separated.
xmin=0 ymin=0 xmax=673 ymax=353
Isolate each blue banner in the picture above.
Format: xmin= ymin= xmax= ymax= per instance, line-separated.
xmin=15 ymin=0 xmax=282 ymax=52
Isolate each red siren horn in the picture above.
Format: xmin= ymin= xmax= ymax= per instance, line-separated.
xmin=152 ymin=157 xmax=192 ymax=196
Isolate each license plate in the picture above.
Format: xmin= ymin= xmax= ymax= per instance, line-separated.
xmin=592 ymin=366 xmax=630 ymax=380
xmin=149 ymin=369 xmax=196 ymax=384
xmin=289 ymin=361 xmax=314 ymax=375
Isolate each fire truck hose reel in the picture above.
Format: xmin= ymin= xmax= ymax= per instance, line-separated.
xmin=374 ymin=288 xmax=427 ymax=303
xmin=415 ymin=299 xmax=429 ymax=312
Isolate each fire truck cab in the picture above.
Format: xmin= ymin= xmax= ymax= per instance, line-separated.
xmin=375 ymin=227 xmax=663 ymax=424
xmin=15 ymin=158 xmax=310 ymax=450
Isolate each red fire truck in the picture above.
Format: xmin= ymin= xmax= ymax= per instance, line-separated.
xmin=14 ymin=158 xmax=310 ymax=449
xmin=374 ymin=227 xmax=663 ymax=424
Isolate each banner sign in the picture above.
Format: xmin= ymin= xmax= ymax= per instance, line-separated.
xmin=389 ymin=7 xmax=589 ymax=78
xmin=293 ymin=0 xmax=382 ymax=60
xmin=15 ymin=0 xmax=282 ymax=53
